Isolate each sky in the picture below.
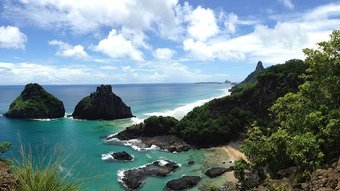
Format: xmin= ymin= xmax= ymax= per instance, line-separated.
xmin=0 ymin=0 xmax=339 ymax=85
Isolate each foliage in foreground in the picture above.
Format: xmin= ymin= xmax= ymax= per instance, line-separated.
xmin=0 ymin=142 xmax=11 ymax=159
xmin=12 ymin=144 xmax=80 ymax=191
xmin=238 ymin=30 xmax=340 ymax=182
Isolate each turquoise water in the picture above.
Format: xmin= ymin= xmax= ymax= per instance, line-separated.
xmin=0 ymin=83 xmax=230 ymax=190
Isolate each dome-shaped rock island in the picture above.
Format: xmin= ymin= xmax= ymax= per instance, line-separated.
xmin=72 ymin=85 xmax=133 ymax=120
xmin=4 ymin=83 xmax=65 ymax=119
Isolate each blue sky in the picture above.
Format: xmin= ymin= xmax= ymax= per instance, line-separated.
xmin=0 ymin=0 xmax=339 ymax=84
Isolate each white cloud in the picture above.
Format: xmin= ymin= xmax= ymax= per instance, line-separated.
xmin=0 ymin=26 xmax=27 ymax=49
xmin=183 ymin=3 xmax=340 ymax=64
xmin=135 ymin=61 xmax=210 ymax=83
xmin=3 ymin=0 xmax=183 ymax=39
xmin=187 ymin=6 xmax=219 ymax=41
xmin=0 ymin=60 xmax=210 ymax=84
xmin=94 ymin=29 xmax=144 ymax=61
xmin=49 ymin=40 xmax=90 ymax=60
xmin=0 ymin=62 xmax=120 ymax=84
xmin=224 ymin=12 xmax=238 ymax=34
xmin=153 ymin=48 xmax=175 ymax=60
xmin=278 ymin=0 xmax=295 ymax=10
xmin=183 ymin=39 xmax=213 ymax=61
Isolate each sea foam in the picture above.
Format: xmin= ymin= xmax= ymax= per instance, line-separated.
xmin=145 ymin=87 xmax=231 ymax=120
xmin=104 ymin=136 xmax=160 ymax=152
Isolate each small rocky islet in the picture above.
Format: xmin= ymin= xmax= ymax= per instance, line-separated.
xmin=111 ymin=151 xmax=134 ymax=161
xmin=4 ymin=83 xmax=65 ymax=119
xmin=72 ymin=84 xmax=134 ymax=120
xmin=119 ymin=160 xmax=179 ymax=190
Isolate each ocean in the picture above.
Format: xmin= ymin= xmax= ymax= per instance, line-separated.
xmin=0 ymin=83 xmax=231 ymax=190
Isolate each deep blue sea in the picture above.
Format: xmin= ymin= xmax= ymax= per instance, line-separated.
xmin=0 ymin=83 xmax=231 ymax=190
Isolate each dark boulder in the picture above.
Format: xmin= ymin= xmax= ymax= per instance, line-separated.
xmin=72 ymin=85 xmax=133 ymax=120
xmin=204 ymin=166 xmax=234 ymax=178
xmin=4 ymin=83 xmax=65 ymax=119
xmin=111 ymin=151 xmax=133 ymax=161
xmin=166 ymin=176 xmax=201 ymax=190
xmin=188 ymin=160 xmax=195 ymax=165
xmin=120 ymin=160 xmax=179 ymax=190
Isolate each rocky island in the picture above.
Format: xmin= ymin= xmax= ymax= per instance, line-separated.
xmin=4 ymin=83 xmax=65 ymax=119
xmin=72 ymin=85 xmax=133 ymax=120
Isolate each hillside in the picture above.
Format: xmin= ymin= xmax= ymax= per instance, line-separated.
xmin=176 ymin=59 xmax=307 ymax=146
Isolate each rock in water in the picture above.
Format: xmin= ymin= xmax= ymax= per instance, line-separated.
xmin=4 ymin=83 xmax=65 ymax=119
xmin=72 ymin=85 xmax=133 ymax=120
xmin=166 ymin=176 xmax=201 ymax=190
xmin=111 ymin=151 xmax=134 ymax=161
xmin=120 ymin=160 xmax=179 ymax=190
xmin=204 ymin=167 xmax=234 ymax=178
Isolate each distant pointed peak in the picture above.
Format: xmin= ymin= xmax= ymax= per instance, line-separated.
xmin=255 ymin=61 xmax=264 ymax=71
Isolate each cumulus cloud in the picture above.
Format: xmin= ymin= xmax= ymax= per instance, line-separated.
xmin=183 ymin=3 xmax=340 ymax=64
xmin=187 ymin=6 xmax=219 ymax=41
xmin=153 ymin=48 xmax=175 ymax=60
xmin=2 ymin=0 xmax=183 ymax=38
xmin=0 ymin=26 xmax=27 ymax=49
xmin=278 ymin=0 xmax=295 ymax=10
xmin=49 ymin=40 xmax=90 ymax=60
xmin=94 ymin=29 xmax=144 ymax=61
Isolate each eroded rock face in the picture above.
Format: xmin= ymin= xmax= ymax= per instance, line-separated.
xmin=4 ymin=83 xmax=65 ymax=119
xmin=166 ymin=176 xmax=201 ymax=191
xmin=120 ymin=160 xmax=179 ymax=190
xmin=72 ymin=85 xmax=133 ymax=120
xmin=308 ymin=166 xmax=340 ymax=191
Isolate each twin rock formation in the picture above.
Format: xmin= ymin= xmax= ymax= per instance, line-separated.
xmin=4 ymin=83 xmax=133 ymax=120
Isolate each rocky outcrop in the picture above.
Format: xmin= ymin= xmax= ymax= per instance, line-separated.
xmin=251 ymin=162 xmax=340 ymax=191
xmin=165 ymin=176 xmax=201 ymax=190
xmin=72 ymin=85 xmax=133 ymax=120
xmin=242 ymin=169 xmax=262 ymax=189
xmin=0 ymin=161 xmax=17 ymax=191
xmin=204 ymin=167 xmax=234 ymax=178
xmin=120 ymin=160 xmax=179 ymax=190
xmin=111 ymin=151 xmax=133 ymax=161
xmin=139 ymin=136 xmax=191 ymax=152
xmin=4 ymin=83 xmax=65 ymax=119
xmin=107 ymin=116 xmax=192 ymax=152
xmin=307 ymin=167 xmax=340 ymax=191
xmin=240 ymin=61 xmax=264 ymax=85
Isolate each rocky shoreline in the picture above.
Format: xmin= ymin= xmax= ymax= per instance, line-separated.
xmin=106 ymin=122 xmax=192 ymax=152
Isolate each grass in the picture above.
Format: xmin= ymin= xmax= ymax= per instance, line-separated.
xmin=12 ymin=144 xmax=80 ymax=191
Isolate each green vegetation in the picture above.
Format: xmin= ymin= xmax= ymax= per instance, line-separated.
xmin=0 ymin=142 xmax=11 ymax=159
xmin=12 ymin=145 xmax=80 ymax=191
xmin=176 ymin=59 xmax=307 ymax=145
xmin=143 ymin=116 xmax=179 ymax=136
xmin=5 ymin=83 xmax=65 ymax=119
xmin=237 ymin=30 xmax=340 ymax=183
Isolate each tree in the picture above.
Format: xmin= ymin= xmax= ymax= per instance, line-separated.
xmin=240 ymin=30 xmax=340 ymax=183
